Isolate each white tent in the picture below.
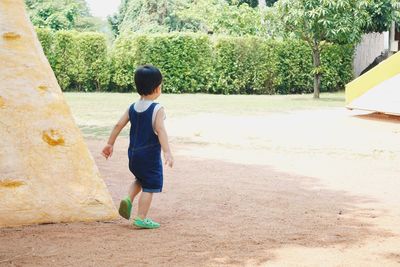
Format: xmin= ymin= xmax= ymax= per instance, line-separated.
xmin=346 ymin=52 xmax=400 ymax=116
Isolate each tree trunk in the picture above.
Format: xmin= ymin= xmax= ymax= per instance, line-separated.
xmin=312 ymin=47 xmax=321 ymax=99
xmin=258 ymin=0 xmax=267 ymax=9
xmin=389 ymin=21 xmax=396 ymax=56
xmin=95 ymin=80 xmax=101 ymax=92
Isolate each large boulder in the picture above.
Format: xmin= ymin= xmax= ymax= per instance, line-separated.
xmin=0 ymin=0 xmax=117 ymax=227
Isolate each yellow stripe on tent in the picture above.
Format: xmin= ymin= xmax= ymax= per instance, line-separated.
xmin=346 ymin=52 xmax=400 ymax=105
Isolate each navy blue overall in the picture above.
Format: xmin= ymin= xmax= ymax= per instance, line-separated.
xmin=128 ymin=102 xmax=163 ymax=193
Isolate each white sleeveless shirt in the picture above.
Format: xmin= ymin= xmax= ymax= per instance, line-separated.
xmin=133 ymin=99 xmax=164 ymax=134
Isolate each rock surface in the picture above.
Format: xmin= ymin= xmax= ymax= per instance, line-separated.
xmin=0 ymin=0 xmax=117 ymax=227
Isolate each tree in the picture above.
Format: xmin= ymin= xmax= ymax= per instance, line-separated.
xmin=108 ymin=0 xmax=198 ymax=35
xmin=109 ymin=0 xmax=264 ymax=36
xmin=270 ymin=0 xmax=372 ymax=98
xmin=107 ymin=0 xmax=130 ymax=36
xmin=25 ymin=0 xmax=99 ymax=31
xmin=363 ymin=0 xmax=400 ymax=33
xmin=177 ymin=0 xmax=263 ymax=36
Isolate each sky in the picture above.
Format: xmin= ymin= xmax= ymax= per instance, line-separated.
xmin=86 ymin=0 xmax=121 ymax=18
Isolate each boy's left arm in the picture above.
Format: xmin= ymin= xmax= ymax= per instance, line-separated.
xmin=155 ymin=108 xmax=174 ymax=168
xmin=102 ymin=109 xmax=129 ymax=159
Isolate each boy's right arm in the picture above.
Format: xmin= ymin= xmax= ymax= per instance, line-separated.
xmin=102 ymin=109 xmax=129 ymax=159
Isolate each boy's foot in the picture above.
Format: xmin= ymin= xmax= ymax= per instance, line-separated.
xmin=118 ymin=197 xmax=132 ymax=220
xmin=134 ymin=217 xmax=160 ymax=229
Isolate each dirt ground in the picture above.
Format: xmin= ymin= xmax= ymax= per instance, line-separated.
xmin=1 ymin=108 xmax=400 ymax=266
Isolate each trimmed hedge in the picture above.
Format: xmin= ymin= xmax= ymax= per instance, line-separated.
xmin=213 ymin=36 xmax=279 ymax=94
xmin=36 ymin=29 xmax=354 ymax=94
xmin=36 ymin=29 xmax=110 ymax=92
xmin=111 ymin=34 xmax=214 ymax=93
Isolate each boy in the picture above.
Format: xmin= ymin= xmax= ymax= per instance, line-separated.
xmin=102 ymin=65 xmax=173 ymax=229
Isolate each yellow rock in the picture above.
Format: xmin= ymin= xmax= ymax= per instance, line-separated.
xmin=0 ymin=0 xmax=117 ymax=227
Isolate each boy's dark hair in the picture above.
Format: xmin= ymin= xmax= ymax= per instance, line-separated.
xmin=134 ymin=65 xmax=163 ymax=95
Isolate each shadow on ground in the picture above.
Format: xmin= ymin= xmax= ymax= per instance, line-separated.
xmin=0 ymin=139 xmax=393 ymax=266
xmin=354 ymin=112 xmax=400 ymax=124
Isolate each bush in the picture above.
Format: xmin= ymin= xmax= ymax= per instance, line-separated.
xmin=36 ymin=29 xmax=110 ymax=92
xmin=52 ymin=30 xmax=77 ymax=91
xmin=109 ymin=34 xmax=138 ymax=92
xmin=74 ymin=32 xmax=110 ymax=92
xmin=112 ymin=33 xmax=214 ymax=93
xmin=37 ymin=29 xmax=354 ymax=94
xmin=36 ymin=28 xmax=54 ymax=64
xmin=213 ymin=36 xmax=279 ymax=94
xmin=275 ymin=41 xmax=314 ymax=94
xmin=320 ymin=43 xmax=354 ymax=92
xmin=275 ymin=41 xmax=354 ymax=94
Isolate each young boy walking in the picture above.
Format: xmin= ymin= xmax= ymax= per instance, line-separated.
xmin=102 ymin=65 xmax=173 ymax=229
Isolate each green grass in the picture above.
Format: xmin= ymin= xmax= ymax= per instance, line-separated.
xmin=65 ymin=92 xmax=345 ymax=138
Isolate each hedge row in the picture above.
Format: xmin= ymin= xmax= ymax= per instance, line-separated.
xmin=37 ymin=28 xmax=110 ymax=92
xmin=36 ymin=29 xmax=354 ymax=94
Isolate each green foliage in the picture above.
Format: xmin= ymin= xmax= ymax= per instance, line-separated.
xmin=320 ymin=43 xmax=354 ymax=92
xmin=109 ymin=35 xmax=139 ymax=91
xmin=112 ymin=33 xmax=214 ymax=93
xmin=267 ymin=0 xmax=369 ymax=98
xmin=363 ymin=0 xmax=400 ymax=33
xmin=38 ymin=30 xmax=354 ymax=95
xmin=25 ymin=0 xmax=99 ymax=31
xmin=275 ymin=41 xmax=313 ymax=94
xmin=109 ymin=0 xmax=266 ymax=36
xmin=274 ymin=41 xmax=353 ymax=94
xmin=176 ymin=0 xmax=264 ymax=36
xmin=213 ymin=36 xmax=278 ymax=94
xmin=36 ymin=27 xmax=54 ymax=62
xmin=72 ymin=33 xmax=350 ymax=94
xmin=107 ymin=0 xmax=129 ymax=36
xmin=51 ymin=31 xmax=77 ymax=90
xmin=36 ymin=29 xmax=110 ymax=91
xmin=272 ymin=0 xmax=370 ymax=45
xmin=108 ymin=0 xmax=199 ymax=36
xmin=74 ymin=32 xmax=110 ymax=91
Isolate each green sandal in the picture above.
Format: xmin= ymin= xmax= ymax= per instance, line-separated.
xmin=118 ymin=197 xmax=132 ymax=220
xmin=134 ymin=217 xmax=160 ymax=229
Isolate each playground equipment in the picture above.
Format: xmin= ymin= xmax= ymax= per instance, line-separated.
xmin=0 ymin=0 xmax=117 ymax=227
xmin=346 ymin=51 xmax=400 ymax=116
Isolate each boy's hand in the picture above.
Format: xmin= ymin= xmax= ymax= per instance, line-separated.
xmin=102 ymin=144 xmax=114 ymax=159
xmin=164 ymin=152 xmax=174 ymax=168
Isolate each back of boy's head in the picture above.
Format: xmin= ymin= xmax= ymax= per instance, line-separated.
xmin=134 ymin=65 xmax=163 ymax=95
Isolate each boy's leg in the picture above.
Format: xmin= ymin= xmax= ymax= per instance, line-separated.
xmin=134 ymin=192 xmax=160 ymax=229
xmin=137 ymin=192 xmax=153 ymax=219
xmin=128 ymin=180 xmax=142 ymax=202
xmin=119 ymin=181 xmax=141 ymax=220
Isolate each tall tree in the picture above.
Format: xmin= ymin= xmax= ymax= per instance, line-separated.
xmin=109 ymin=0 xmax=264 ymax=36
xmin=270 ymin=0 xmax=372 ymax=98
xmin=107 ymin=0 xmax=133 ymax=36
xmin=108 ymin=0 xmax=198 ymax=35
xmin=25 ymin=0 xmax=99 ymax=31
xmin=363 ymin=0 xmax=400 ymax=33
xmin=178 ymin=0 xmax=263 ymax=35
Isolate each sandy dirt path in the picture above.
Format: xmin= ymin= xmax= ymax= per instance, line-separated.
xmin=1 ymin=108 xmax=400 ymax=266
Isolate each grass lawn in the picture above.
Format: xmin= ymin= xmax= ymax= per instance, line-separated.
xmin=64 ymin=92 xmax=345 ymax=138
